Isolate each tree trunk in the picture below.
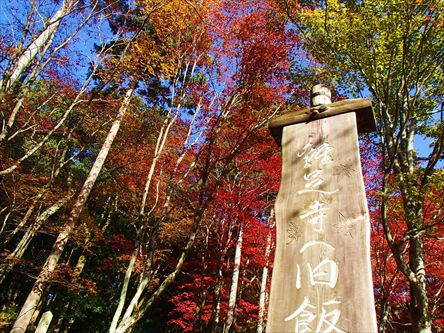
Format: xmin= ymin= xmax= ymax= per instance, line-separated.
xmin=112 ymin=207 xmax=208 ymax=332
xmin=223 ymin=223 xmax=243 ymax=333
xmin=410 ymin=233 xmax=431 ymax=332
xmin=378 ymin=298 xmax=390 ymax=333
xmin=0 ymin=74 xmax=93 ymax=176
xmin=2 ymin=186 xmax=47 ymax=246
xmin=379 ymin=98 xmax=432 ymax=332
xmin=403 ymin=178 xmax=431 ymax=332
xmin=109 ymin=243 xmax=141 ymax=333
xmin=10 ymin=89 xmax=133 ymax=333
xmin=0 ymin=193 xmax=72 ymax=284
xmin=257 ymin=212 xmax=273 ymax=333
xmin=110 ymin=104 xmax=183 ymax=333
xmin=0 ymin=96 xmax=24 ymax=143
xmin=1 ymin=0 xmax=76 ymax=90
xmin=208 ymin=221 xmax=233 ymax=332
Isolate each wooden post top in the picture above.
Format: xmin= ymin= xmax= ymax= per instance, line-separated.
xmin=269 ymin=98 xmax=376 ymax=146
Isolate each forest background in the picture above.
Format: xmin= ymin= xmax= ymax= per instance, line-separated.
xmin=0 ymin=0 xmax=442 ymax=332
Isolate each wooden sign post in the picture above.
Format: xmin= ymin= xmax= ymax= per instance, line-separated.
xmin=35 ymin=311 xmax=53 ymax=333
xmin=266 ymin=85 xmax=378 ymax=332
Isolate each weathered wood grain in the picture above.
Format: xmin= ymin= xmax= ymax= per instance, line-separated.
xmin=266 ymin=113 xmax=377 ymax=332
xmin=269 ymin=98 xmax=376 ymax=146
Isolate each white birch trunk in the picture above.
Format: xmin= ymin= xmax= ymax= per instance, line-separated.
xmin=0 ymin=66 xmax=95 ymax=176
xmin=10 ymin=89 xmax=133 ymax=333
xmin=112 ymin=210 xmax=205 ymax=332
xmin=109 ymin=245 xmax=140 ymax=333
xmin=2 ymin=0 xmax=76 ymax=90
xmin=109 ymin=59 xmax=211 ymax=333
xmin=0 ymin=193 xmax=73 ymax=285
xmin=223 ymin=223 xmax=243 ymax=333
xmin=109 ymin=103 xmax=180 ymax=333
xmin=0 ymin=96 xmax=24 ymax=142
xmin=257 ymin=212 xmax=274 ymax=333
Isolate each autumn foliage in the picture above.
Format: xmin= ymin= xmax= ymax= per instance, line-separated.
xmin=0 ymin=0 xmax=442 ymax=332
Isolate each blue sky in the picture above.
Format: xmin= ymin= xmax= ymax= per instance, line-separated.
xmin=0 ymin=0 xmax=441 ymax=170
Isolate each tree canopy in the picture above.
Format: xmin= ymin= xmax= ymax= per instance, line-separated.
xmin=0 ymin=0 xmax=443 ymax=332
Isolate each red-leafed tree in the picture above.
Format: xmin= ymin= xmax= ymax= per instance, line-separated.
xmin=164 ymin=1 xmax=300 ymax=332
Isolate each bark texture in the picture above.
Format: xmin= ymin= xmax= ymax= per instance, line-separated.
xmin=11 ymin=89 xmax=133 ymax=333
